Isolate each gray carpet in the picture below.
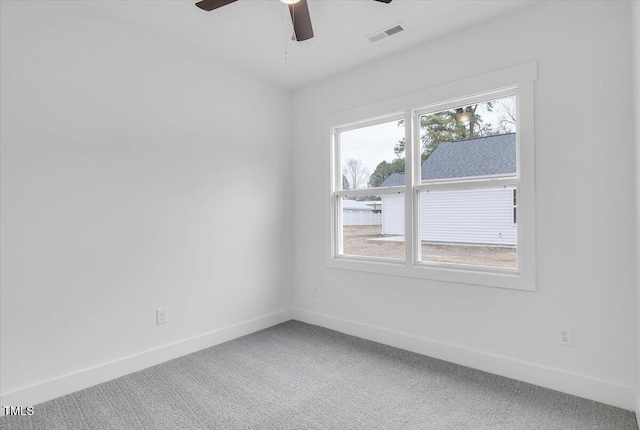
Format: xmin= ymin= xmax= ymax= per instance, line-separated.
xmin=1 ymin=321 xmax=637 ymax=430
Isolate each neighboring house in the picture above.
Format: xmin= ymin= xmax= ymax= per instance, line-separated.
xmin=380 ymin=133 xmax=517 ymax=246
xmin=342 ymin=199 xmax=382 ymax=226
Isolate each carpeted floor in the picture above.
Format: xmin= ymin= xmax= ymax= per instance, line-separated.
xmin=1 ymin=321 xmax=637 ymax=430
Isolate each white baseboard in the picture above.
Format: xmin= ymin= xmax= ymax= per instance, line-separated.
xmin=293 ymin=308 xmax=636 ymax=411
xmin=3 ymin=307 xmax=635 ymax=415
xmin=0 ymin=309 xmax=293 ymax=411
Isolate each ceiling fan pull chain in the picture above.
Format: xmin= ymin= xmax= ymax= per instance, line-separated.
xmin=291 ymin=2 xmax=296 ymax=42
xmin=284 ymin=4 xmax=288 ymax=60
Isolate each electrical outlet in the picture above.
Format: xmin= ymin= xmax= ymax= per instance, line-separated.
xmin=557 ymin=325 xmax=572 ymax=346
xmin=313 ymin=287 xmax=319 ymax=298
xmin=157 ymin=308 xmax=168 ymax=325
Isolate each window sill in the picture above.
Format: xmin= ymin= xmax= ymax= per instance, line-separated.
xmin=325 ymin=256 xmax=535 ymax=291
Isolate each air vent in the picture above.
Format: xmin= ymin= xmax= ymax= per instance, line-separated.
xmin=366 ymin=23 xmax=406 ymax=43
xmin=368 ymin=32 xmax=388 ymax=43
xmin=384 ymin=25 xmax=404 ymax=36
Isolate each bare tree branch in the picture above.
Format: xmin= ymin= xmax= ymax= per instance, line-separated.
xmin=342 ymin=159 xmax=370 ymax=190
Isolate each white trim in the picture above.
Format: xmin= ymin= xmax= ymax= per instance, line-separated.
xmin=404 ymin=109 xmax=415 ymax=267
xmin=413 ymin=87 xmax=518 ymax=117
xmin=410 ymin=108 xmax=422 ymax=264
xmin=415 ymin=259 xmax=518 ymax=276
xmin=515 ymin=80 xmax=536 ymax=292
xmin=326 ymin=250 xmax=527 ymax=291
xmin=0 ymin=309 xmax=293 ymax=412
xmin=415 ymin=177 xmax=518 ymax=192
xmin=334 ymin=254 xmax=404 ymax=265
xmin=293 ymin=309 xmax=637 ymax=411
xmin=336 ymin=187 xmax=404 ymax=197
xmin=325 ymin=62 xmax=537 ymax=128
xmin=334 ymin=112 xmax=405 ymax=135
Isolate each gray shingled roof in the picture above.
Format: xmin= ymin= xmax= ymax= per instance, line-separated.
xmin=380 ymin=172 xmax=406 ymax=187
xmin=379 ymin=133 xmax=516 ymax=187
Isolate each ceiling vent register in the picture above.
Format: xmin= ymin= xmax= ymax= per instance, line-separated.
xmin=367 ymin=23 xmax=406 ymax=43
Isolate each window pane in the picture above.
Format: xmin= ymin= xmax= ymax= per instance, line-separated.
xmin=340 ymin=194 xmax=404 ymax=260
xmin=418 ymin=189 xmax=517 ymax=269
xmin=419 ymin=96 xmax=517 ymax=182
xmin=340 ymin=119 xmax=405 ymax=190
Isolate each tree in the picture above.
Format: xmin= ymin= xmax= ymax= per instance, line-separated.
xmin=495 ymin=97 xmax=517 ymax=134
xmin=368 ymin=157 xmax=405 ymax=188
xmin=342 ymin=159 xmax=370 ymax=190
xmin=342 ymin=175 xmax=351 ymax=190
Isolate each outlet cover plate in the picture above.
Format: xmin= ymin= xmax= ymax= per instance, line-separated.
xmin=157 ymin=308 xmax=168 ymax=325
xmin=557 ymin=325 xmax=572 ymax=346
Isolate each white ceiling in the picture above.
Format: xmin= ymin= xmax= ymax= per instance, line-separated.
xmin=89 ymin=0 xmax=539 ymax=89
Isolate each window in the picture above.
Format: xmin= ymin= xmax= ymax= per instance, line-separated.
xmin=415 ymin=96 xmax=518 ymax=270
xmin=327 ymin=62 xmax=537 ymax=290
xmin=335 ymin=117 xmax=405 ymax=261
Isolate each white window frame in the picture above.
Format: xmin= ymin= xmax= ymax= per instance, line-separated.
xmin=325 ymin=62 xmax=537 ymax=291
xmin=333 ymin=113 xmax=406 ymax=263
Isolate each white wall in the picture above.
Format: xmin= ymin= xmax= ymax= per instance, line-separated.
xmin=633 ymin=0 xmax=640 ymax=416
xmin=0 ymin=1 xmax=292 ymax=404
xmin=292 ymin=0 xmax=637 ymax=410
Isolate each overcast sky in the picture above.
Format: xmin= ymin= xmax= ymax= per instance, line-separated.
xmin=341 ymin=120 xmax=404 ymax=175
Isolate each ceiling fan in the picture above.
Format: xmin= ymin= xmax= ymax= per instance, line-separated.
xmin=195 ymin=0 xmax=393 ymax=42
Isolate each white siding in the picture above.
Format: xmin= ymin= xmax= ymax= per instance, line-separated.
xmin=381 ymin=194 xmax=405 ymax=235
xmin=420 ymin=188 xmax=516 ymax=245
xmin=381 ymin=189 xmax=516 ymax=245
xmin=343 ymin=210 xmax=382 ymax=226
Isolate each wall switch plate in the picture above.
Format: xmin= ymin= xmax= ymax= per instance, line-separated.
xmin=313 ymin=287 xmax=319 ymax=298
xmin=557 ymin=325 xmax=572 ymax=346
xmin=157 ymin=308 xmax=168 ymax=325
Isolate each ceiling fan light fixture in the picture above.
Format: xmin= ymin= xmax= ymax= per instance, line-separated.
xmin=196 ymin=0 xmax=391 ymax=42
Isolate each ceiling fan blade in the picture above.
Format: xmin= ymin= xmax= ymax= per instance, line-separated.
xmin=195 ymin=0 xmax=238 ymax=11
xmin=289 ymin=0 xmax=314 ymax=42
xmin=373 ymin=0 xmax=392 ymax=3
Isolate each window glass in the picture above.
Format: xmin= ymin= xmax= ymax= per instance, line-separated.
xmin=340 ymin=194 xmax=404 ymax=260
xmin=418 ymin=189 xmax=517 ymax=269
xmin=339 ymin=119 xmax=405 ymax=190
xmin=417 ymin=96 xmax=517 ymax=182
